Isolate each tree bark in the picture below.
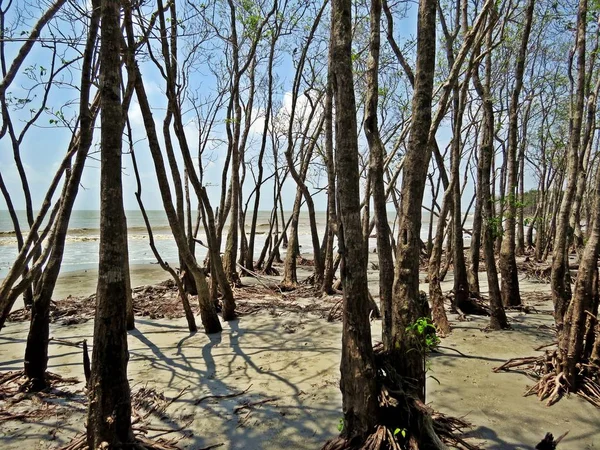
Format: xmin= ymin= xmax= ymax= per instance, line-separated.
xmin=331 ymin=0 xmax=378 ymax=440
xmin=23 ymin=4 xmax=101 ymax=389
xmin=390 ymin=0 xmax=436 ymax=404
xmin=133 ymin=66 xmax=222 ymax=334
xmin=558 ymin=156 xmax=600 ymax=388
xmin=499 ymin=0 xmax=535 ymax=308
xmin=551 ymin=0 xmax=587 ymax=331
xmin=86 ymin=0 xmax=133 ymax=446
xmin=364 ymin=0 xmax=394 ymax=349
xmin=473 ymin=22 xmax=509 ymax=330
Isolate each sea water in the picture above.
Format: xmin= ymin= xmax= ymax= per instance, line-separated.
xmin=0 ymin=209 xmax=468 ymax=279
xmin=0 ymin=210 xmax=325 ymax=278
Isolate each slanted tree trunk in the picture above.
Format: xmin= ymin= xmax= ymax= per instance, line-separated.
xmin=23 ymin=4 xmax=100 ymax=389
xmin=499 ymin=0 xmax=535 ymax=308
xmin=428 ymin=185 xmax=452 ymax=335
xmin=133 ymin=66 xmax=222 ymax=334
xmin=86 ymin=0 xmax=133 ymax=446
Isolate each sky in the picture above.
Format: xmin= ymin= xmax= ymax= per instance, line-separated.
xmin=0 ymin=0 xmax=537 ymax=222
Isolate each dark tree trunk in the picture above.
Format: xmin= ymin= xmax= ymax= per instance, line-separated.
xmin=551 ymin=0 xmax=587 ymax=331
xmin=24 ymin=5 xmax=100 ymax=388
xmin=451 ymin=81 xmax=471 ymax=314
xmin=558 ymin=158 xmax=600 ymax=388
xmin=468 ymin=156 xmax=482 ymax=296
xmin=473 ymin=23 xmax=509 ymax=330
xmin=390 ymin=0 xmax=436 ymax=403
xmin=86 ymin=0 xmax=133 ymax=446
xmin=321 ymin=55 xmax=337 ymax=296
xmin=499 ymin=0 xmax=535 ymax=308
xmin=364 ymin=0 xmax=394 ymax=349
xmin=330 ymin=0 xmax=378 ymax=440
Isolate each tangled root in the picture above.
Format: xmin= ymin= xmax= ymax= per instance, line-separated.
xmin=494 ymin=347 xmax=600 ymax=408
xmin=526 ymin=372 xmax=567 ymax=406
xmin=322 ymin=347 xmax=481 ymax=450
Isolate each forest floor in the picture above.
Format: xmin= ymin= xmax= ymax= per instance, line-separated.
xmin=0 ymin=259 xmax=599 ymax=449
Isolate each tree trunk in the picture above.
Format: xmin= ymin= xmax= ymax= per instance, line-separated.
xmin=281 ymin=190 xmax=302 ymax=287
xmin=364 ymin=0 xmax=394 ymax=348
xmin=133 ymin=66 xmax=222 ymax=334
xmin=330 ymin=0 xmax=378 ymax=440
xmin=24 ymin=77 xmax=100 ymax=390
xmin=499 ymin=0 xmax=535 ymax=308
xmin=390 ymin=0 xmax=436 ymax=404
xmin=451 ymin=81 xmax=471 ymax=313
xmin=551 ymin=0 xmax=587 ymax=331
xmin=473 ymin=22 xmax=508 ymax=330
xmin=558 ymin=158 xmax=600 ymax=388
xmin=245 ymin=30 xmax=278 ymax=272
xmin=86 ymin=0 xmax=133 ymax=446
xmin=468 ymin=155 xmax=482 ymax=296
xmin=428 ymin=186 xmax=452 ymax=335
xmin=321 ymin=49 xmax=337 ymax=296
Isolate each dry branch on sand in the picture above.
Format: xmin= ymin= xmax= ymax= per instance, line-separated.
xmin=7 ymin=277 xmax=344 ymax=327
xmin=0 ymin=369 xmax=198 ymax=450
xmin=7 ymin=279 xmax=187 ymax=324
xmin=516 ymin=259 xmax=568 ymax=284
xmin=0 ymin=369 xmax=79 ymax=399
xmin=56 ymin=385 xmax=193 ymax=450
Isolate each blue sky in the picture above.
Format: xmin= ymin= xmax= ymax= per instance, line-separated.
xmin=0 ymin=0 xmax=540 ymax=221
xmin=0 ymin=0 xmax=417 ymax=215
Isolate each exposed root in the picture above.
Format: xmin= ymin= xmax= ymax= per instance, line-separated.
xmin=322 ymin=347 xmax=480 ymax=450
xmin=260 ymin=266 xmax=280 ymax=276
xmin=527 ymin=372 xmax=567 ymax=406
xmin=58 ymin=385 xmax=192 ymax=450
xmin=535 ymin=431 xmax=569 ymax=450
xmin=328 ymin=299 xmax=343 ymax=322
xmin=494 ymin=347 xmax=600 ymax=408
xmin=446 ymin=292 xmax=490 ymax=316
xmin=432 ymin=412 xmax=480 ymax=449
xmin=517 ymin=259 xmax=552 ymax=283
xmin=297 ymin=256 xmax=315 ymax=266
xmin=131 ymin=385 xmax=188 ymax=421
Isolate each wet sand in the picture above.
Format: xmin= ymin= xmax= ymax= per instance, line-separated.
xmin=50 ymin=264 xmax=169 ymax=299
xmin=0 ymin=266 xmax=598 ymax=449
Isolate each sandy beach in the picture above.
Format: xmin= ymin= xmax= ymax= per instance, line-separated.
xmin=1 ymin=261 xmax=598 ymax=450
